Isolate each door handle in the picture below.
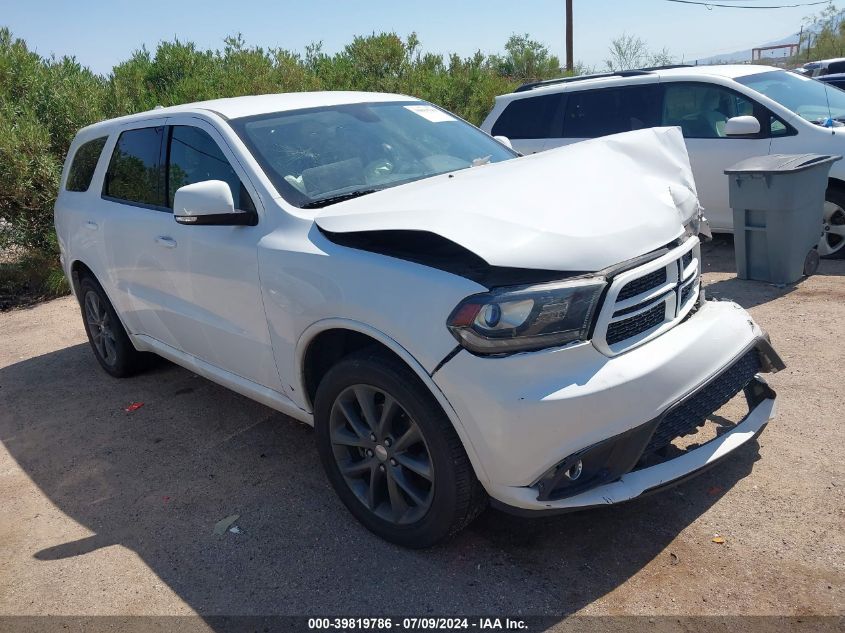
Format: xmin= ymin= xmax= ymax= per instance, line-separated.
xmin=85 ymin=221 xmax=98 ymax=231
xmin=155 ymin=236 xmax=177 ymax=249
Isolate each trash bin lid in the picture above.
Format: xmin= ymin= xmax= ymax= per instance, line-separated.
xmin=724 ymin=153 xmax=842 ymax=175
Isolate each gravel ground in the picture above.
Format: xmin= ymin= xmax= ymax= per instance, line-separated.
xmin=0 ymin=236 xmax=842 ymax=627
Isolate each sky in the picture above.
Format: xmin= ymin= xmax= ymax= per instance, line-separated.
xmin=2 ymin=0 xmax=827 ymax=75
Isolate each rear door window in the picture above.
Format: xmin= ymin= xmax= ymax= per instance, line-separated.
xmin=491 ymin=94 xmax=564 ymax=139
xmin=562 ymin=85 xmax=660 ymax=138
xmin=167 ymin=126 xmax=255 ymax=212
xmin=66 ymin=137 xmax=107 ymax=192
xmin=103 ymin=127 xmax=167 ymax=208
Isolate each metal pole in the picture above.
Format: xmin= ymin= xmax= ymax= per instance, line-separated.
xmin=565 ymin=0 xmax=574 ymax=72
xmin=797 ymin=26 xmax=803 ymax=65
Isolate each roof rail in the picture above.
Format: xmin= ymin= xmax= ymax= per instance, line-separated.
xmin=637 ymin=64 xmax=693 ymax=71
xmin=514 ymin=70 xmax=651 ymax=93
xmin=513 ymin=64 xmax=693 ymax=93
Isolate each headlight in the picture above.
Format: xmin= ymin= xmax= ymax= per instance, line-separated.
xmin=446 ymin=277 xmax=606 ymax=354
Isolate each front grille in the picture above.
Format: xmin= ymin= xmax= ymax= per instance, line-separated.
xmin=594 ymin=240 xmax=701 ymax=354
xmin=643 ymin=348 xmax=762 ymax=455
xmin=606 ymin=302 xmax=665 ymax=345
xmin=617 ymin=267 xmax=667 ymax=301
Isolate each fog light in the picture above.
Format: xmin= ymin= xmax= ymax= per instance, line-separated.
xmin=565 ymin=460 xmax=583 ymax=481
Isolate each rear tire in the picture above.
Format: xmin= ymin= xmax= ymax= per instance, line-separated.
xmin=77 ymin=275 xmax=147 ymax=377
xmin=314 ymin=349 xmax=486 ymax=547
xmin=821 ymin=186 xmax=845 ymax=259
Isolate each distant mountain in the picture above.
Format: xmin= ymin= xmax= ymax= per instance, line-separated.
xmin=694 ymin=12 xmax=844 ymax=65
xmin=694 ymin=31 xmax=802 ymax=65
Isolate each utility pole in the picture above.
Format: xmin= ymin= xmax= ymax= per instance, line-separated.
xmin=565 ymin=0 xmax=574 ymax=72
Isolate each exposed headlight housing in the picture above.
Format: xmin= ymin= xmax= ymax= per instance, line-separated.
xmin=446 ymin=278 xmax=606 ymax=354
xmin=684 ymin=211 xmax=711 ymax=241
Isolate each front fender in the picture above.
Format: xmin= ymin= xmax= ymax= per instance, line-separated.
xmin=294 ymin=318 xmax=491 ymax=483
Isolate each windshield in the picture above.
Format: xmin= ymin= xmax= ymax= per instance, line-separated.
xmin=229 ymin=101 xmax=516 ymax=208
xmin=736 ymin=70 xmax=845 ymax=126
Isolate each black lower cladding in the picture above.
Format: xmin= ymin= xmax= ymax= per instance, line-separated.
xmin=537 ymin=346 xmax=768 ymax=502
xmin=644 ymin=347 xmax=762 ymax=455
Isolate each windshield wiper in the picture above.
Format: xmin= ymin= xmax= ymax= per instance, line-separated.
xmin=301 ymin=188 xmax=378 ymax=209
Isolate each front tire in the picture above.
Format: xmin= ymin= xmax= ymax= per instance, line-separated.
xmin=821 ymin=187 xmax=845 ymax=259
xmin=77 ymin=275 xmax=147 ymax=377
xmin=314 ymin=349 xmax=486 ymax=547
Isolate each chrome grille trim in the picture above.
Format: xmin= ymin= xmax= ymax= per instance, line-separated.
xmin=593 ymin=237 xmax=701 ymax=356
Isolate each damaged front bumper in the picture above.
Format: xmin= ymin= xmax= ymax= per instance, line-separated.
xmin=493 ymin=386 xmax=776 ymax=516
xmin=432 ymin=299 xmax=784 ymax=513
xmin=528 ymin=339 xmax=781 ymax=510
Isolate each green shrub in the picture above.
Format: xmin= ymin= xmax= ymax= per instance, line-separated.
xmin=0 ymin=27 xmax=565 ymax=306
xmin=0 ymin=104 xmax=62 ymax=252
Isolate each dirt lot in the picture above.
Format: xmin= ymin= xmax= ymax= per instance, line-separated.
xmin=0 ymin=236 xmax=843 ymax=628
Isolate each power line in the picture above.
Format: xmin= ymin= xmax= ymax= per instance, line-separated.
xmin=664 ymin=0 xmax=830 ymax=8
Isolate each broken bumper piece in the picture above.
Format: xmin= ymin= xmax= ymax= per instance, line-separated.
xmin=491 ymin=339 xmax=782 ymax=516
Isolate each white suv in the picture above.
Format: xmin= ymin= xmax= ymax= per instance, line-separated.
xmin=482 ymin=64 xmax=845 ymax=258
xmin=55 ymin=92 xmax=783 ymax=546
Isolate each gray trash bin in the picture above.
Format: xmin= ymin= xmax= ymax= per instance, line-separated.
xmin=725 ymin=153 xmax=841 ymax=284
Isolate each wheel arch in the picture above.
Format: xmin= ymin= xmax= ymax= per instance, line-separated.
xmin=69 ymin=259 xmax=96 ymax=296
xmin=829 ymin=176 xmax=845 ymax=192
xmin=69 ymin=258 xmax=138 ymax=346
xmin=296 ymin=320 xmax=490 ymax=484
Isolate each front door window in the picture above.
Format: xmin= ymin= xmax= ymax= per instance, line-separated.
xmin=662 ymin=83 xmax=756 ymax=139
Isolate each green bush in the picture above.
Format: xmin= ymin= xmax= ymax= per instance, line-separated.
xmin=0 ymin=27 xmax=564 ymax=306
xmin=0 ymin=104 xmax=62 ymax=252
xmin=798 ymin=4 xmax=845 ymax=62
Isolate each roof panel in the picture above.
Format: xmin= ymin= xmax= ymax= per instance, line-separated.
xmin=80 ymin=91 xmax=420 ymax=133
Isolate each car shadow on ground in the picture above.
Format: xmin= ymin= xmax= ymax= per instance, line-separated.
xmin=0 ymin=342 xmax=764 ymax=623
xmin=701 ymin=234 xmax=845 ymax=309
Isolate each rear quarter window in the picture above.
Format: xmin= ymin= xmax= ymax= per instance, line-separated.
xmin=491 ymin=94 xmax=564 ymax=139
xmin=65 ymin=137 xmax=107 ymax=192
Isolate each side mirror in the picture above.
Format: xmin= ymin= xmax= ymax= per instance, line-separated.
xmin=173 ymin=180 xmax=256 ymax=226
xmin=724 ymin=116 xmax=761 ymax=137
xmin=494 ymin=135 xmax=514 ymax=150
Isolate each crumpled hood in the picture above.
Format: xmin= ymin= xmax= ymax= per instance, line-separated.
xmin=315 ymin=127 xmax=700 ymax=272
